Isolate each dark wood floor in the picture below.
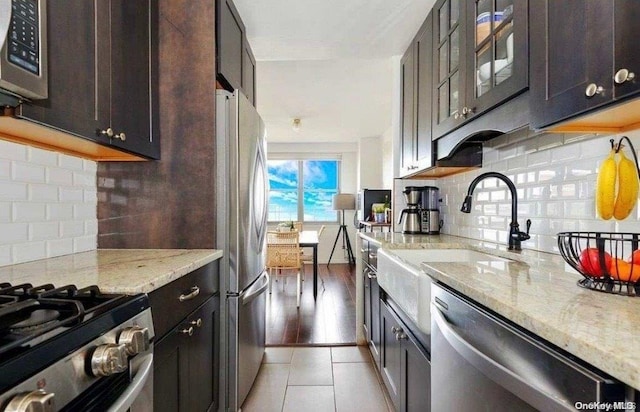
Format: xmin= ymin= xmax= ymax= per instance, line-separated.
xmin=266 ymin=263 xmax=356 ymax=346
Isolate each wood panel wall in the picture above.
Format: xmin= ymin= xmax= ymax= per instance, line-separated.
xmin=97 ymin=0 xmax=217 ymax=248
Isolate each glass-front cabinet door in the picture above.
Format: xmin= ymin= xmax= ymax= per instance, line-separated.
xmin=432 ymin=0 xmax=465 ymax=138
xmin=464 ymin=0 xmax=528 ymax=118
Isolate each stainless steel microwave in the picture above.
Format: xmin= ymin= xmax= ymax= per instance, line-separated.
xmin=0 ymin=0 xmax=47 ymax=100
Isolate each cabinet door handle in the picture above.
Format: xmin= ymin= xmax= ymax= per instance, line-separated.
xmin=179 ymin=326 xmax=194 ymax=336
xmin=614 ymin=68 xmax=635 ymax=84
xmin=367 ymin=271 xmax=377 ymax=279
xmin=178 ymin=286 xmax=200 ymax=302
xmin=97 ymin=127 xmax=114 ymax=138
xmin=391 ymin=326 xmax=401 ymax=334
xmin=585 ymin=83 xmax=604 ymax=97
xmin=114 ymin=131 xmax=126 ymax=141
xmin=190 ymin=318 xmax=202 ymax=328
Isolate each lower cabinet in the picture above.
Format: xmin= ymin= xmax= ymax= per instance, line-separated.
xmin=380 ymin=299 xmax=431 ymax=412
xmin=154 ymin=295 xmax=219 ymax=412
xmin=363 ymin=262 xmax=381 ymax=368
xmin=150 ymin=262 xmax=219 ymax=412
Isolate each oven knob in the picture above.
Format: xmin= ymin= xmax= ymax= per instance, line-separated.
xmin=118 ymin=326 xmax=150 ymax=356
xmin=4 ymin=390 xmax=54 ymax=412
xmin=90 ymin=343 xmax=128 ymax=377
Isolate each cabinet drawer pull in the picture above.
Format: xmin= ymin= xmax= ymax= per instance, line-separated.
xmin=395 ymin=331 xmax=408 ymax=341
xmin=614 ymin=68 xmax=635 ymax=84
xmin=391 ymin=326 xmax=401 ymax=334
xmin=98 ymin=127 xmax=114 ymax=138
xmin=367 ymin=272 xmax=377 ymax=279
xmin=585 ymin=83 xmax=604 ymax=97
xmin=114 ymin=131 xmax=126 ymax=141
xmin=190 ymin=318 xmax=202 ymax=328
xmin=179 ymin=326 xmax=194 ymax=336
xmin=178 ymin=286 xmax=200 ymax=302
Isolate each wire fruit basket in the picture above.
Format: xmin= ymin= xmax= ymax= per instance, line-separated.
xmin=557 ymin=232 xmax=640 ymax=296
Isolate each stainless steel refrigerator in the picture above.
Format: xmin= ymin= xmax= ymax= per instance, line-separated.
xmin=216 ymin=89 xmax=269 ymax=412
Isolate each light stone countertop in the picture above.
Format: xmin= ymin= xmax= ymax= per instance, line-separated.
xmin=360 ymin=232 xmax=640 ymax=390
xmin=0 ymin=249 xmax=223 ymax=294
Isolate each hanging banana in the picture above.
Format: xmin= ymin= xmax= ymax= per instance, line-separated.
xmin=613 ymin=148 xmax=639 ymax=220
xmin=596 ymin=148 xmax=617 ymax=220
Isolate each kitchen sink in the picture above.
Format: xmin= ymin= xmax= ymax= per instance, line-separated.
xmin=376 ymin=248 xmax=512 ymax=337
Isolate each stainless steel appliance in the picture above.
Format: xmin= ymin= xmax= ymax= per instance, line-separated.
xmin=216 ymin=89 xmax=269 ymax=412
xmin=0 ymin=282 xmax=154 ymax=411
xmin=398 ymin=186 xmax=422 ymax=234
xmin=420 ymin=186 xmax=441 ymax=234
xmin=0 ymin=0 xmax=48 ymax=100
xmin=431 ymin=283 xmax=626 ymax=411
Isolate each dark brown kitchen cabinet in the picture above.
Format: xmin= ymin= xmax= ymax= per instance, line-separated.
xmin=400 ymin=12 xmax=434 ymax=177
xmin=529 ymin=0 xmax=640 ymax=130
xmin=432 ymin=0 xmax=528 ymax=139
xmin=380 ymin=299 xmax=431 ymax=412
xmin=151 ymin=262 xmax=220 ymax=412
xmin=216 ymin=0 xmax=256 ymax=105
xmin=362 ymin=239 xmax=381 ymax=368
xmin=17 ymin=0 xmax=159 ymax=159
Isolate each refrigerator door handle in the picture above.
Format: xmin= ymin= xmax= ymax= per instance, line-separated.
xmin=241 ymin=272 xmax=270 ymax=306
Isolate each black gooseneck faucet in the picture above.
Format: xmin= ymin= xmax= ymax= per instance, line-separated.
xmin=460 ymin=172 xmax=531 ymax=250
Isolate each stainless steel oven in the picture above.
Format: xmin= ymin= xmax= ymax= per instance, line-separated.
xmin=0 ymin=283 xmax=154 ymax=412
xmin=0 ymin=0 xmax=48 ymax=100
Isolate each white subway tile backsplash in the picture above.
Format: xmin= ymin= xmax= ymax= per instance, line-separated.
xmin=29 ymin=184 xmax=59 ymax=202
xmin=58 ymin=154 xmax=84 ymax=170
xmin=12 ymin=241 xmax=46 ymax=263
xmin=31 ymin=222 xmax=60 ymax=241
xmin=0 ymin=181 xmax=28 ymax=201
xmin=13 ymin=203 xmax=46 ymax=222
xmin=73 ymin=235 xmax=96 ymax=253
xmin=12 ymin=162 xmax=45 ymax=183
xmin=1 ymin=143 xmax=97 ymax=266
xmin=47 ymin=204 xmax=73 ymax=221
xmin=0 ymin=223 xmax=28 ymax=244
xmin=438 ymin=131 xmax=638 ymax=255
xmin=27 ymin=147 xmax=58 ymax=166
xmin=46 ymin=168 xmax=73 ymax=186
xmin=0 ymin=140 xmax=27 ymax=161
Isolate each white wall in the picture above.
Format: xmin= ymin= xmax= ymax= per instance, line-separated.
xmin=438 ymin=129 xmax=640 ymax=254
xmin=0 ymin=140 xmax=97 ymax=266
xmin=268 ymin=142 xmax=359 ymax=264
xmin=358 ymin=136 xmax=382 ymax=190
xmin=381 ymin=126 xmax=394 ymax=189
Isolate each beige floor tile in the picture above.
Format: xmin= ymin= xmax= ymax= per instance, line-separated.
xmin=331 ymin=345 xmax=371 ymax=363
xmin=264 ymin=346 xmax=294 ymax=363
xmin=283 ymin=386 xmax=336 ymax=412
xmin=333 ymin=362 xmax=390 ymax=412
xmin=289 ymin=347 xmax=333 ymax=385
xmin=241 ymin=363 xmax=290 ymax=412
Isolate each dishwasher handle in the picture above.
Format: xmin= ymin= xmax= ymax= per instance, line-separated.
xmin=431 ymin=304 xmax=574 ymax=411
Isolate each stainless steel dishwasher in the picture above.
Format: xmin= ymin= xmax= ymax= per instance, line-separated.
xmin=431 ymin=283 xmax=627 ymax=411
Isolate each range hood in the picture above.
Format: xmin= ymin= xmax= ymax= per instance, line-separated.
xmin=404 ymin=142 xmax=483 ymax=179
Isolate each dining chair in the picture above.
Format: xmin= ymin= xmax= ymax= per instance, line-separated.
xmin=266 ymin=230 xmax=303 ymax=307
xmin=301 ymin=225 xmax=326 ymax=290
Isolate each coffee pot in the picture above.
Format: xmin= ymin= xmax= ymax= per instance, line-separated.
xmin=398 ymin=186 xmax=423 ymax=234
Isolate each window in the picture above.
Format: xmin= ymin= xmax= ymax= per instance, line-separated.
xmin=268 ymin=159 xmax=340 ymax=222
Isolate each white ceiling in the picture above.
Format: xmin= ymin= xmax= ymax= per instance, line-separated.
xmin=233 ymin=0 xmax=437 ymax=143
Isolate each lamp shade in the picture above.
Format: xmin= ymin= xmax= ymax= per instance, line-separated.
xmin=332 ymin=193 xmax=356 ymax=210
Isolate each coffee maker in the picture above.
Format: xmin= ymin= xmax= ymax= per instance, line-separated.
xmin=420 ymin=186 xmax=441 ymax=234
xmin=398 ymin=186 xmax=422 ymax=234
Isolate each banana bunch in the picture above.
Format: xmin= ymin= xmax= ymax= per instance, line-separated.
xmin=596 ymin=143 xmax=640 ymax=220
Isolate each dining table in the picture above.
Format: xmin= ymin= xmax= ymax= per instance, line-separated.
xmin=298 ymin=230 xmax=320 ymax=299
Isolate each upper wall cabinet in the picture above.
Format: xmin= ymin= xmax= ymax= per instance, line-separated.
xmin=432 ymin=0 xmax=528 ymax=139
xmin=14 ymin=0 xmax=159 ymax=160
xmin=216 ymin=0 xmax=256 ymax=105
xmin=529 ymin=0 xmax=640 ymax=131
xmin=400 ymin=13 xmax=434 ymax=177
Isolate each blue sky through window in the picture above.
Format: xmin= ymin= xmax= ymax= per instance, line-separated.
xmin=268 ymin=160 xmax=339 ymax=222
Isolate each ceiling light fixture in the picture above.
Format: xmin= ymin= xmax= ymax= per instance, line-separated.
xmin=292 ymin=118 xmax=301 ymax=132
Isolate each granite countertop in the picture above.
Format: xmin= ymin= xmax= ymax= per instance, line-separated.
xmin=0 ymin=249 xmax=223 ymax=294
xmin=360 ymin=232 xmax=640 ymax=390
